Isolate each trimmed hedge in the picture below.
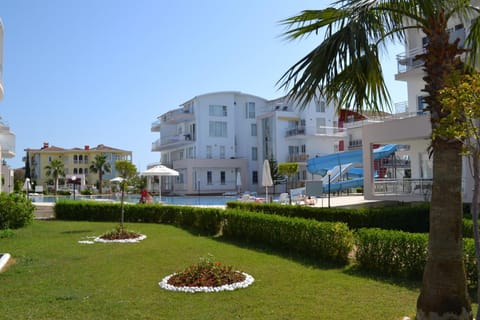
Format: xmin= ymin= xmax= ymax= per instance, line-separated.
xmin=355 ymin=228 xmax=427 ymax=279
xmin=355 ymin=228 xmax=478 ymax=288
xmin=54 ymin=200 xmax=222 ymax=236
xmin=227 ymin=201 xmax=430 ymax=232
xmin=0 ymin=193 xmax=35 ymax=229
xmin=222 ymin=209 xmax=354 ymax=265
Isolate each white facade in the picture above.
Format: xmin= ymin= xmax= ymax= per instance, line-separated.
xmin=360 ymin=8 xmax=478 ymax=201
xmin=0 ymin=19 xmax=16 ymax=193
xmin=151 ymin=91 xmax=342 ymax=195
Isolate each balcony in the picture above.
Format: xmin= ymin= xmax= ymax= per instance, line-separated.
xmin=151 ymin=133 xmax=195 ymax=152
xmin=158 ymin=108 xmax=194 ymax=125
xmin=288 ymin=153 xmax=309 ymax=162
xmin=151 ymin=119 xmax=161 ymax=132
xmin=285 ymin=126 xmax=306 ymax=137
xmin=0 ymin=120 xmax=15 ymax=158
xmin=396 ymin=47 xmax=425 ymax=74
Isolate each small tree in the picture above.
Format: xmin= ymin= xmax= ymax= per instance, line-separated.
xmin=438 ymin=72 xmax=480 ymax=318
xmin=269 ymin=157 xmax=282 ymax=194
xmin=89 ymin=154 xmax=111 ymax=194
xmin=114 ymin=160 xmax=137 ymax=226
xmin=278 ymin=162 xmax=299 ymax=196
xmin=44 ymin=159 xmax=65 ymax=195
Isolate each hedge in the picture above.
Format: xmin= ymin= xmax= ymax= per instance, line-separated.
xmin=227 ymin=201 xmax=430 ymax=232
xmin=54 ymin=200 xmax=222 ymax=236
xmin=355 ymin=228 xmax=478 ymax=288
xmin=222 ymin=209 xmax=354 ymax=265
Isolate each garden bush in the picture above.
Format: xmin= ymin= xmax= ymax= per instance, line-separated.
xmin=222 ymin=209 xmax=354 ymax=265
xmin=54 ymin=200 xmax=223 ymax=236
xmin=227 ymin=201 xmax=430 ymax=232
xmin=355 ymin=228 xmax=428 ymax=279
xmin=0 ymin=193 xmax=35 ymax=229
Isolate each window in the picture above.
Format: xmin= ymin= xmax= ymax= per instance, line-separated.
xmin=417 ymin=96 xmax=428 ymax=114
xmin=84 ymin=155 xmax=88 ymax=164
xmin=301 ymin=144 xmax=306 ymax=153
xmin=84 ymin=168 xmax=88 ymax=175
xmin=252 ymin=171 xmax=258 ymax=184
xmin=79 ymin=168 xmax=83 ymax=174
xmin=316 ymin=118 xmax=326 ymax=134
xmin=245 ymin=102 xmax=255 ymax=119
xmin=79 ymin=155 xmax=83 ymax=163
xmin=315 ymin=99 xmax=326 ymax=112
xmin=206 ymin=146 xmax=212 ymax=159
xmin=220 ymin=171 xmax=225 ymax=185
xmin=252 ymin=147 xmax=258 ymax=161
xmin=220 ymin=146 xmax=225 ymax=159
xmin=207 ymin=171 xmax=212 ymax=184
xmin=209 ymin=105 xmax=227 ymax=117
xmin=73 ymin=168 xmax=78 ymax=174
xmin=209 ymin=121 xmax=227 ymax=137
xmin=251 ymin=123 xmax=257 ymax=136
xmin=73 ymin=155 xmax=78 ymax=164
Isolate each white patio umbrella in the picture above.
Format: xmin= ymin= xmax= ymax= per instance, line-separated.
xmin=236 ymin=171 xmax=242 ymax=194
xmin=140 ymin=165 xmax=179 ymax=201
xmin=110 ymin=177 xmax=124 ymax=183
xmin=262 ymin=159 xmax=274 ymax=202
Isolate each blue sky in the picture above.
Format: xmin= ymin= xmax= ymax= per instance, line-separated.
xmin=1 ymin=0 xmax=406 ymax=171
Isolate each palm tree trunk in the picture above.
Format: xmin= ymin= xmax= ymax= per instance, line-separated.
xmin=416 ymin=140 xmax=472 ymax=319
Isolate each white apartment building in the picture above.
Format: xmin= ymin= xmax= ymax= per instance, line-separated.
xmin=151 ymin=91 xmax=343 ymax=195
xmin=0 ymin=19 xmax=16 ymax=193
xmin=359 ymin=9 xmax=477 ymax=201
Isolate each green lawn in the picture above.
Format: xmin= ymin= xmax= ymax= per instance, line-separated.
xmin=0 ymin=220 xmax=419 ymax=319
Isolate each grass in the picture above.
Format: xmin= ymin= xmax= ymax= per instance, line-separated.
xmin=0 ymin=220 xmax=419 ymax=319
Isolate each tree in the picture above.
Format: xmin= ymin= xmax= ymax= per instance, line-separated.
xmin=278 ymin=162 xmax=299 ymax=196
xmin=44 ymin=159 xmax=65 ymax=195
xmin=89 ymin=154 xmax=111 ymax=194
xmin=269 ymin=157 xmax=283 ymax=194
xmin=438 ymin=73 xmax=480 ymax=318
xmin=278 ymin=1 xmax=480 ymax=318
xmin=114 ymin=160 xmax=137 ymax=226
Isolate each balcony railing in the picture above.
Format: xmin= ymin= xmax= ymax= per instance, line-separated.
xmin=158 ymin=108 xmax=194 ymax=125
xmin=288 ymin=153 xmax=309 ymax=162
xmin=396 ymin=47 xmax=425 ymax=74
xmin=286 ymin=125 xmax=346 ymax=138
xmin=151 ymin=133 xmax=195 ymax=152
xmin=374 ymin=178 xmax=432 ymax=200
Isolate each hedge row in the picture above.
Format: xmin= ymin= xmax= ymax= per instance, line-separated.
xmin=55 ymin=200 xmax=354 ymax=265
xmin=355 ymin=228 xmax=478 ymax=289
xmin=222 ymin=209 xmax=354 ymax=265
xmin=55 ymin=200 xmax=222 ymax=236
xmin=227 ymin=201 xmax=430 ymax=232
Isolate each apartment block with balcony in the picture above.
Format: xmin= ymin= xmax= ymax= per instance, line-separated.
xmin=360 ymin=8 xmax=479 ymax=201
xmin=151 ymin=91 xmax=342 ymax=195
xmin=25 ymin=142 xmax=132 ymax=192
xmin=0 ymin=19 xmax=16 ymax=193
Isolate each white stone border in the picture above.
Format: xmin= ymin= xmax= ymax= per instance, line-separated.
xmin=159 ymin=271 xmax=254 ymax=293
xmin=0 ymin=253 xmax=11 ymax=272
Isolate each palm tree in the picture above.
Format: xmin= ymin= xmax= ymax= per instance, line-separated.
xmin=278 ymin=1 xmax=480 ymax=319
xmin=89 ymin=154 xmax=111 ymax=194
xmin=44 ymin=159 xmax=65 ymax=195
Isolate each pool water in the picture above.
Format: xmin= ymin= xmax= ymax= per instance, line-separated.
xmin=29 ymin=194 xmax=241 ymax=206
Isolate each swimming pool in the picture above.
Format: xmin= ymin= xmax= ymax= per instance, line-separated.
xmin=29 ymin=194 xmax=241 ymax=206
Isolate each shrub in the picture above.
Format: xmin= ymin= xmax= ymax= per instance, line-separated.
xmin=222 ymin=209 xmax=354 ymax=265
xmin=0 ymin=193 xmax=35 ymax=229
xmin=227 ymin=201 xmax=430 ymax=233
xmin=355 ymin=228 xmax=428 ymax=279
